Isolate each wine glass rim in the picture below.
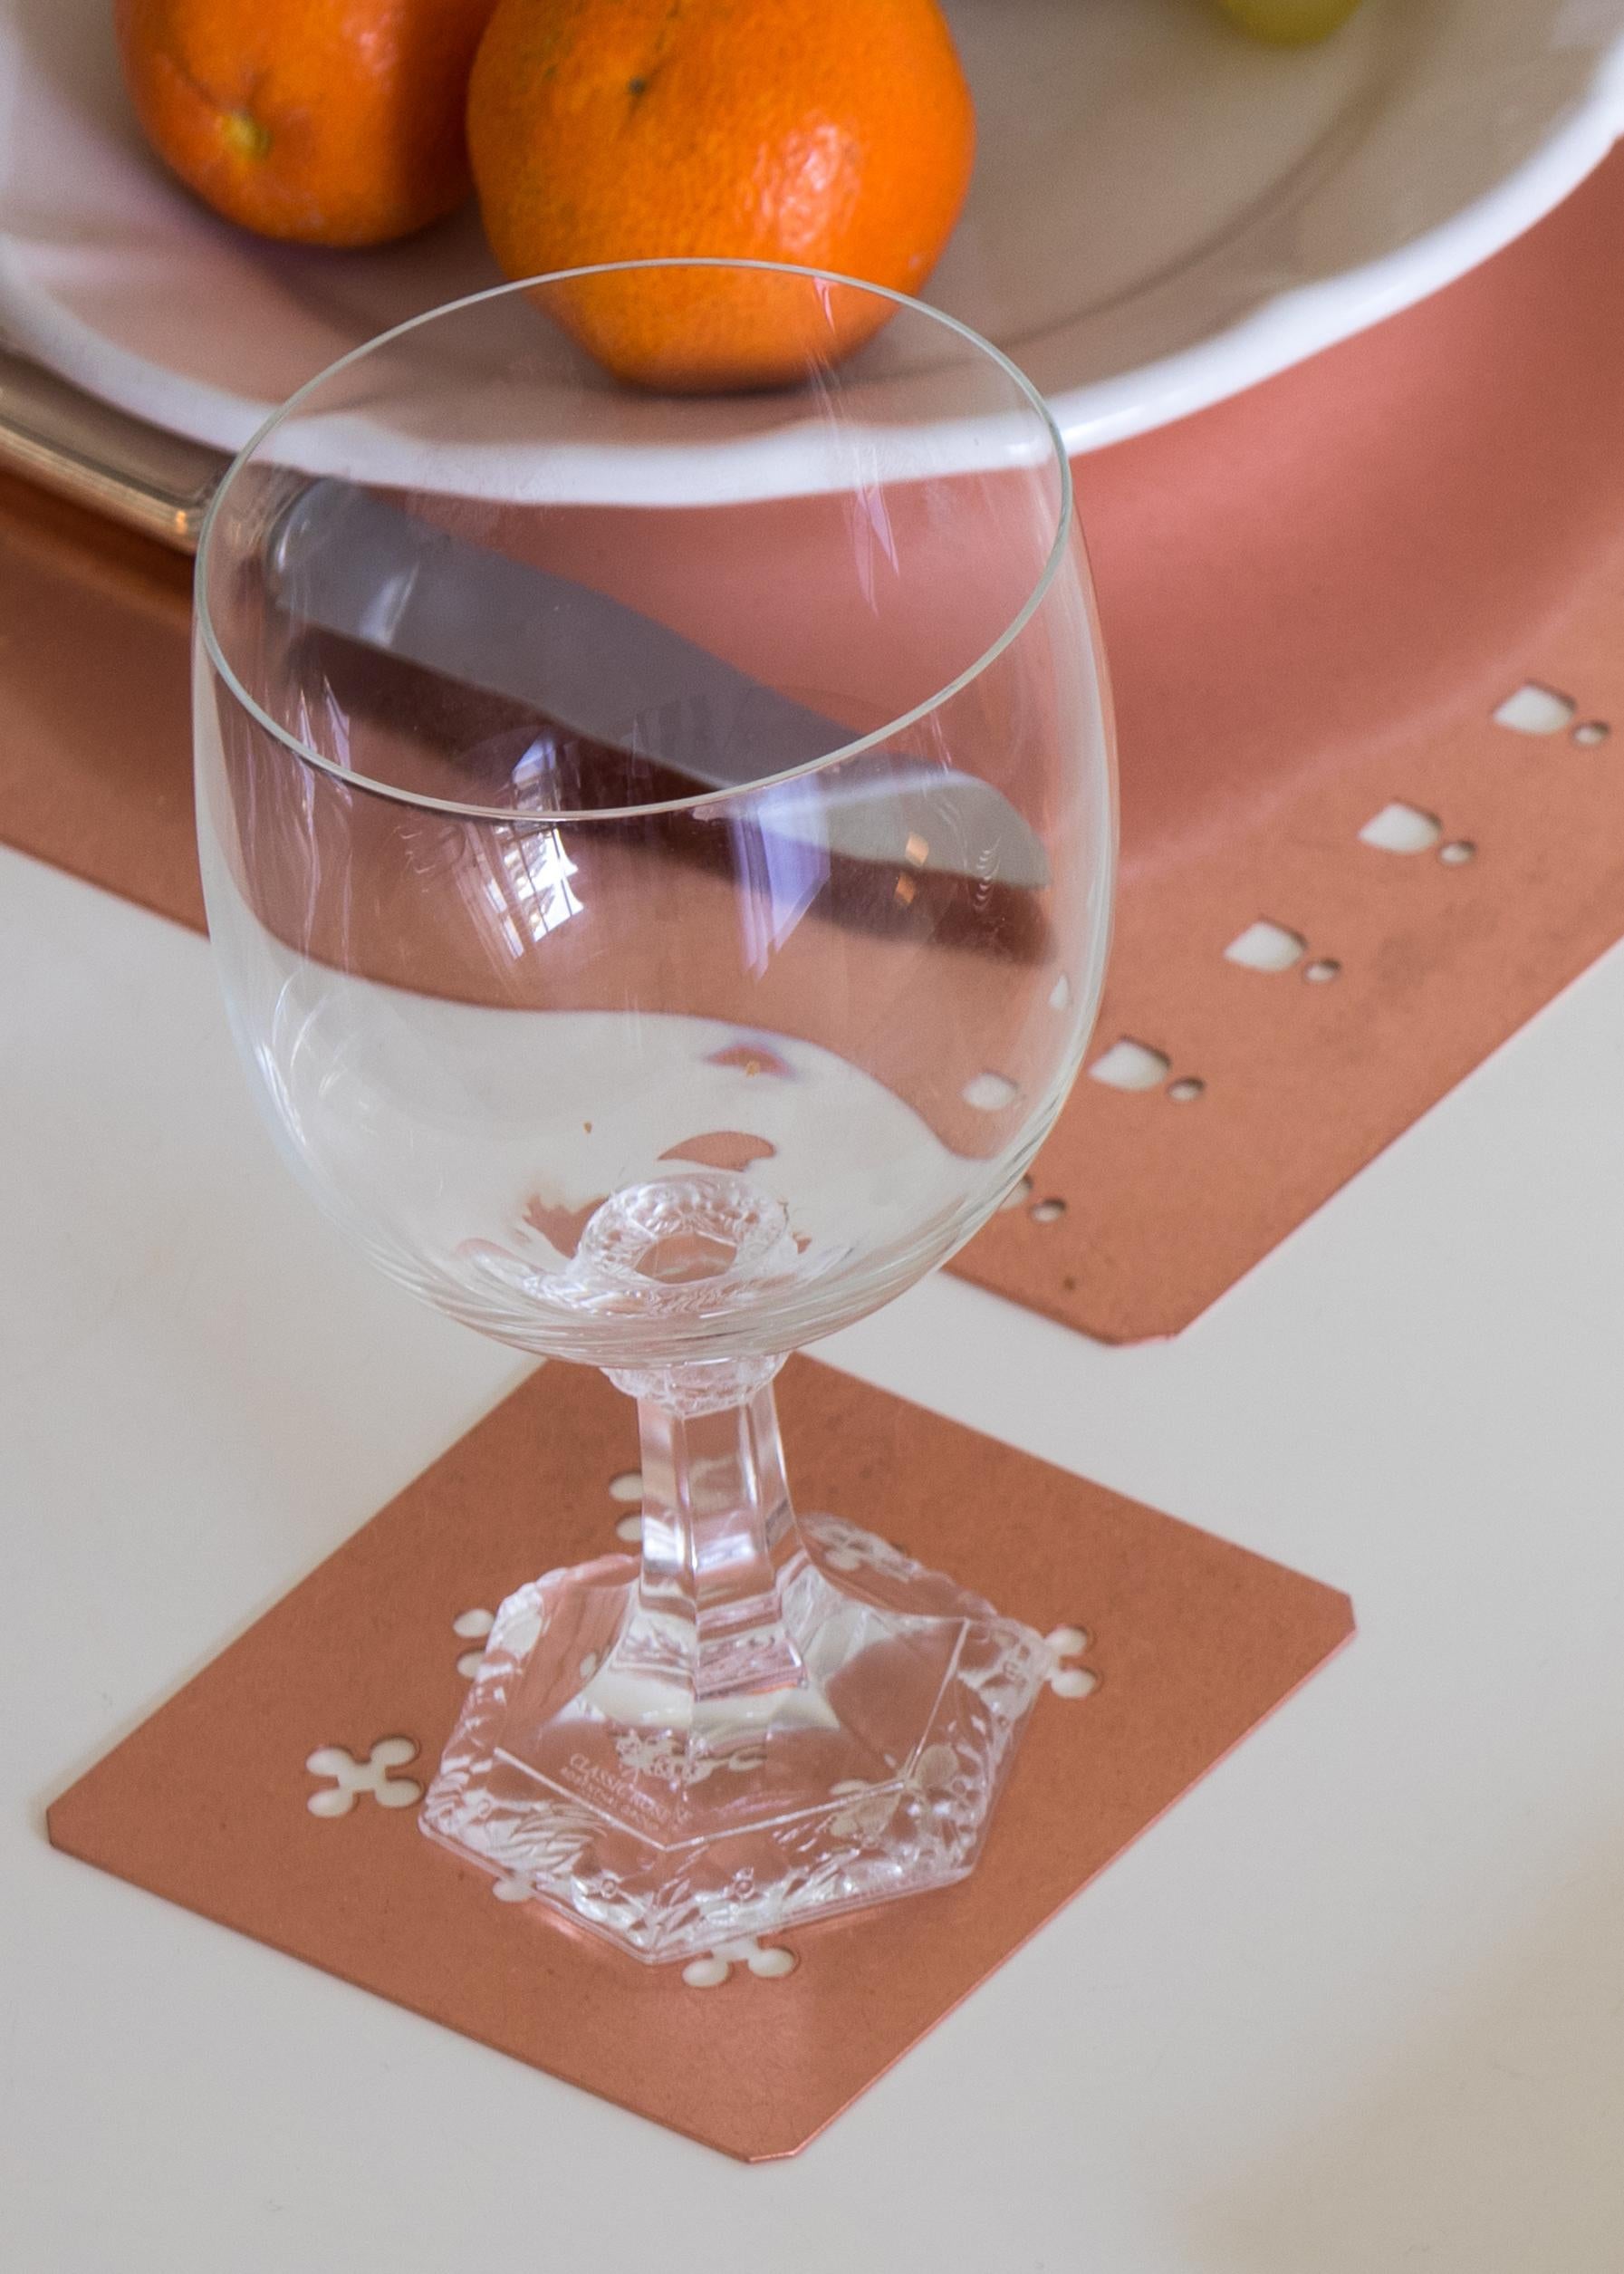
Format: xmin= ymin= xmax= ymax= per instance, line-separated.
xmin=195 ymin=256 xmax=1076 ymax=828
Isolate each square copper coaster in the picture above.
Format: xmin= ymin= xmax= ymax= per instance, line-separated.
xmin=48 ymin=1358 xmax=1352 ymax=2160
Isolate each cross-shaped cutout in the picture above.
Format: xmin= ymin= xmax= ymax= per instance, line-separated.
xmin=304 ymin=1738 xmax=422 ymax=1817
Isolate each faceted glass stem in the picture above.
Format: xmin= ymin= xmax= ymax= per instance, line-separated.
xmin=632 ymin=1373 xmax=811 ymax=1708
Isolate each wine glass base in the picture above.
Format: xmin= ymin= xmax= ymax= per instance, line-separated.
xmin=421 ymin=1518 xmax=1054 ymax=1965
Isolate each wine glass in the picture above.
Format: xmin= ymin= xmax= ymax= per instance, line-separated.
xmin=194 ymin=261 xmax=1116 ymax=1965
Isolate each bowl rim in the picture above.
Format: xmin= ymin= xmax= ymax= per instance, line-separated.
xmin=196 ymin=257 xmax=1076 ymax=830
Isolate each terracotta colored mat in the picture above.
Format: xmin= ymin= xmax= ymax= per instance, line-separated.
xmin=9 ymin=154 xmax=1624 ymax=1337
xmin=48 ymin=1357 xmax=1352 ymax=2160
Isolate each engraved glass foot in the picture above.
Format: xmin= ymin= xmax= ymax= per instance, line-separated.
xmin=423 ymin=1508 xmax=1052 ymax=1963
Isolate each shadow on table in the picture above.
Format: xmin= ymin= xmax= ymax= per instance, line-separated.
xmin=1194 ymin=1826 xmax=1624 ymax=2274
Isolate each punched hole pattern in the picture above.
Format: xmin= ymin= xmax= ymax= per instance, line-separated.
xmin=1089 ymin=1037 xmax=1170 ymax=1092
xmin=683 ymin=1938 xmax=798 ymax=1988
xmin=1225 ymin=920 xmax=1306 ymax=974
xmin=1360 ymin=802 xmax=1442 ymax=854
xmin=1494 ymin=682 xmax=1575 ymax=735
xmin=962 ymin=1071 xmax=1021 ymax=1112
xmin=305 ymin=1738 xmax=421 ymax=1816
xmin=452 ymin=1606 xmax=495 ymax=1679
xmin=1087 ymin=1037 xmax=1204 ymax=1108
xmin=1044 ymin=1625 xmax=1101 ymax=1700
xmin=990 ymin=666 xmax=1614 ymax=1257
xmin=610 ymin=1466 xmax=645 ymax=1544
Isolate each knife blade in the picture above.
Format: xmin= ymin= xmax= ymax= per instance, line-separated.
xmin=266 ymin=479 xmax=1049 ymax=890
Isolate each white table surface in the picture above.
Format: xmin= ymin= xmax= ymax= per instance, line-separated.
xmin=5 ymin=837 xmax=1623 ymax=2271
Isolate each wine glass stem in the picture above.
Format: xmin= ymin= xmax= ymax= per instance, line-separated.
xmin=629 ymin=1371 xmax=811 ymax=1709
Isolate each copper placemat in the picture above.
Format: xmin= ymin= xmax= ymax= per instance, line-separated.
xmin=9 ymin=151 xmax=1624 ymax=1337
xmin=48 ymin=1356 xmax=1352 ymax=2160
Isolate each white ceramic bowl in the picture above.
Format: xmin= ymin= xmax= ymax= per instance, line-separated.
xmin=2 ymin=0 xmax=1621 ymax=462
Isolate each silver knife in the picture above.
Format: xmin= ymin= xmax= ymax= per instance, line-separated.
xmin=0 ymin=342 xmax=224 ymax=547
xmin=269 ymin=478 xmax=1049 ymax=888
